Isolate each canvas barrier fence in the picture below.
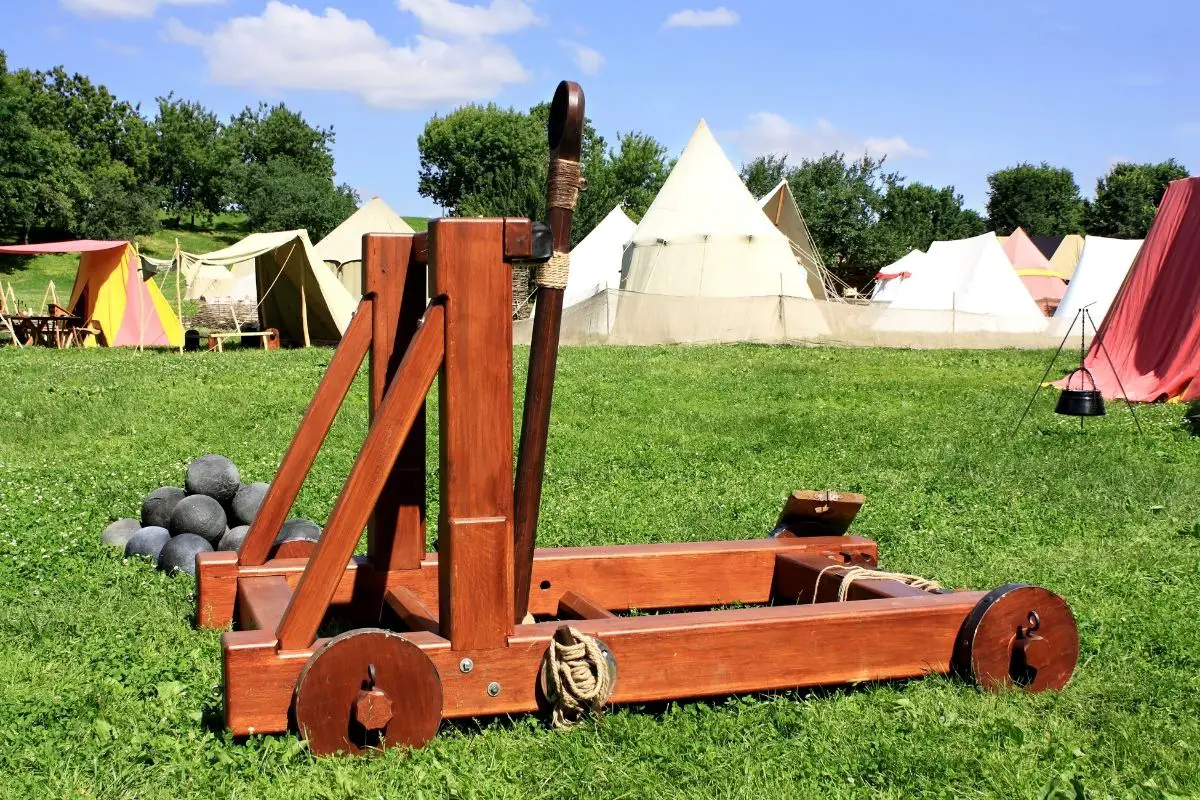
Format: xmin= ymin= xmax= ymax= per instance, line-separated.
xmin=514 ymin=290 xmax=1066 ymax=349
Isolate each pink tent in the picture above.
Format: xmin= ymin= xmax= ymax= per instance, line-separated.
xmin=0 ymin=240 xmax=127 ymax=255
xmin=1002 ymin=228 xmax=1067 ymax=316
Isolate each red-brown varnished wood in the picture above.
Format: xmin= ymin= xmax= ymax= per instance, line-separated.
xmin=772 ymin=553 xmax=937 ymax=603
xmin=772 ymin=489 xmax=867 ymax=537
xmin=513 ymin=82 xmax=585 ymax=624
xmin=237 ymin=576 xmax=294 ymax=631
xmin=432 ymin=218 xmax=514 ymax=651
xmin=196 ymin=550 xmax=239 ymax=629
xmin=293 ymin=629 xmax=443 ymax=755
xmin=384 ymin=586 xmax=440 ymax=633
xmin=275 ymin=304 xmax=445 ymax=651
xmin=271 ymin=538 xmax=318 ymax=560
xmin=238 ymin=299 xmax=374 ymax=566
xmin=364 ymin=234 xmax=427 ymax=574
xmin=556 ymin=590 xmax=615 ymax=620
xmin=502 ymin=218 xmax=534 ymax=259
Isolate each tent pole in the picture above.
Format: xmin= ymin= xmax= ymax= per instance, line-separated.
xmin=300 ymin=261 xmax=311 ymax=348
xmin=174 ymin=241 xmax=184 ymax=354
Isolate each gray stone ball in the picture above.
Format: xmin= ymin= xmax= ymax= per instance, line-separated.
xmin=125 ymin=526 xmax=171 ymax=560
xmin=231 ymin=482 xmax=270 ymax=527
xmin=169 ymin=494 xmax=227 ymax=543
xmin=141 ymin=486 xmax=186 ymax=529
xmin=156 ymin=533 xmax=214 ymax=576
xmin=218 ymin=525 xmax=250 ymax=552
xmin=275 ymin=518 xmax=321 ymax=545
xmin=185 ymin=455 xmax=241 ymax=505
xmin=102 ymin=518 xmax=141 ymax=549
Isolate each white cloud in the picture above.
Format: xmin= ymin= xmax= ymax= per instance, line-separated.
xmin=63 ymin=0 xmax=223 ymax=20
xmin=559 ymin=40 xmax=603 ymax=76
xmin=97 ymin=38 xmax=141 ymax=56
xmin=663 ymin=7 xmax=739 ymax=28
xmin=727 ymin=112 xmax=928 ymax=162
xmin=166 ymin=1 xmax=530 ymax=110
xmin=396 ymin=0 xmax=542 ymax=37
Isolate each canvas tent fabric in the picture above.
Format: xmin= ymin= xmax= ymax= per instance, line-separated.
xmin=1001 ymin=228 xmax=1067 ymax=314
xmin=1030 ymin=235 xmax=1064 ymax=261
xmin=1048 ymin=236 xmax=1142 ymax=340
xmin=182 ymin=258 xmax=236 ymax=301
xmin=314 ymin=198 xmax=413 ymax=297
xmin=871 ymin=250 xmax=928 ymax=303
xmin=1073 ymin=177 xmax=1200 ymax=401
xmin=0 ymin=240 xmax=182 ymax=347
xmin=1048 ymin=234 xmax=1085 ymax=280
xmin=621 ymin=120 xmax=814 ymax=300
xmin=563 ymin=205 xmax=635 ymax=309
xmin=758 ymin=180 xmax=828 ymax=299
xmin=193 ymin=230 xmax=356 ymax=345
xmin=873 ymin=232 xmax=1048 ymax=333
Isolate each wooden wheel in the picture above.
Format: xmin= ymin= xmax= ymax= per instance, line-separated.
xmin=954 ymin=584 xmax=1079 ymax=693
xmin=293 ymin=629 xmax=443 ymax=756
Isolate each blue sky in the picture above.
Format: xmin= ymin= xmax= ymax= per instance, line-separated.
xmin=4 ymin=0 xmax=1198 ymax=217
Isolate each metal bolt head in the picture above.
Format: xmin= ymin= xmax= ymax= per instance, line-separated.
xmin=487 ymin=681 xmax=501 ymax=697
xmin=459 ymin=658 xmax=474 ymax=674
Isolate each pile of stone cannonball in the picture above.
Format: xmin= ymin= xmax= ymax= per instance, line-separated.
xmin=100 ymin=454 xmax=322 ymax=577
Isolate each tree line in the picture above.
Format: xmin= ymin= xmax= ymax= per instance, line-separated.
xmin=0 ymin=50 xmax=356 ymax=244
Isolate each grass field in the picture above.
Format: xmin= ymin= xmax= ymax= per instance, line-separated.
xmin=0 ymin=345 xmax=1198 ymax=798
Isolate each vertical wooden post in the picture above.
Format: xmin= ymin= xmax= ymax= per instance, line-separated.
xmin=363 ymin=233 xmax=427 ymax=574
xmin=300 ymin=258 xmax=311 ymax=348
xmin=432 ymin=218 xmax=515 ymax=651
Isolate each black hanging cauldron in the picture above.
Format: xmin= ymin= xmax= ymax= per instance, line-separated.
xmin=1056 ymin=368 xmax=1105 ymax=417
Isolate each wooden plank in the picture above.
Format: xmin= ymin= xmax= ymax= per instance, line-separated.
xmin=773 ymin=489 xmax=866 ymax=536
xmin=275 ymin=304 xmax=445 ymax=651
xmin=196 ymin=551 xmax=239 ymax=629
xmin=432 ymin=218 xmax=515 ymax=651
xmin=556 ymin=590 xmax=615 ymax=620
xmin=365 ymin=234 xmax=427 ymax=574
xmin=237 ymin=301 xmax=374 ymax=567
xmin=772 ymin=553 xmax=937 ymax=603
xmin=384 ymin=586 xmax=440 ymax=633
xmin=237 ymin=576 xmax=293 ymax=631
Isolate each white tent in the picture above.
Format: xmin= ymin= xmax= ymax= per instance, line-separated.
xmin=871 ymin=249 xmax=928 ymax=303
xmin=758 ymin=179 xmax=833 ymax=300
xmin=1049 ymin=236 xmax=1143 ymax=339
xmin=194 ymin=230 xmax=357 ymax=345
xmin=182 ymin=260 xmax=235 ymax=301
xmin=563 ymin=205 xmax=636 ymax=309
xmin=874 ymin=232 xmax=1048 ymax=333
xmin=621 ymin=120 xmax=814 ymax=299
xmin=314 ymin=197 xmax=414 ymax=297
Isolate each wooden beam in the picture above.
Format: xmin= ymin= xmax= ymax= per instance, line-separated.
xmin=237 ymin=300 xmax=374 ymax=567
xmin=773 ymin=489 xmax=866 ymax=536
xmin=772 ymin=553 xmax=940 ymax=603
xmin=384 ymin=586 xmax=439 ymax=633
xmin=275 ymin=304 xmax=445 ymax=651
xmin=556 ymin=590 xmax=615 ymax=620
xmin=237 ymin=576 xmax=293 ymax=631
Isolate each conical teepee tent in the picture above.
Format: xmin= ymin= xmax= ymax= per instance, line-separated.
xmin=871 ymin=249 xmax=928 ymax=303
xmin=314 ymin=198 xmax=414 ymax=297
xmin=758 ymin=179 xmax=831 ymax=299
xmin=563 ymin=205 xmax=635 ymax=308
xmin=1002 ymin=227 xmax=1067 ymax=315
xmin=1048 ymin=234 xmax=1085 ymax=281
xmin=1049 ymin=236 xmax=1142 ymax=339
xmin=621 ymin=120 xmax=814 ymax=299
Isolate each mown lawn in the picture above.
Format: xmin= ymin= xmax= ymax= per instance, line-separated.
xmin=0 ymin=345 xmax=1197 ymax=799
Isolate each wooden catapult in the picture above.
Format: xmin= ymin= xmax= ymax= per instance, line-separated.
xmin=194 ymin=83 xmax=1079 ymax=756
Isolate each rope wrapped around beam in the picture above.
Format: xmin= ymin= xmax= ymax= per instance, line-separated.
xmin=539 ymin=626 xmax=614 ymax=729
xmin=813 ymin=564 xmax=942 ymax=602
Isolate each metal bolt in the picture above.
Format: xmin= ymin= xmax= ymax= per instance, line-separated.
xmin=487 ymin=682 xmax=501 ymax=697
xmin=459 ymin=658 xmax=474 ymax=674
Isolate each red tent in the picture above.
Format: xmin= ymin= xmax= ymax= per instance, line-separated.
xmin=1077 ymin=177 xmax=1200 ymax=401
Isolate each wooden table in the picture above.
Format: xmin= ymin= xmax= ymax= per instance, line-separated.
xmin=2 ymin=314 xmax=86 ymax=348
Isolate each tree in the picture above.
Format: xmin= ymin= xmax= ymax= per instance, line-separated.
xmin=75 ymin=161 xmax=161 ymax=240
xmin=151 ymin=94 xmax=226 ymax=225
xmin=239 ymin=159 xmax=358 ymax=241
xmin=985 ymin=163 xmax=1084 ymax=235
xmin=1085 ymin=160 xmax=1189 ymax=237
xmin=570 ymin=132 xmax=671 ymax=244
xmin=226 ymin=103 xmax=339 ymax=211
xmin=876 ymin=182 xmax=986 ymax=258
xmin=740 ymin=154 xmax=790 ymax=200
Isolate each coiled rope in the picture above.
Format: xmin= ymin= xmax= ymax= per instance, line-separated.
xmin=539 ymin=627 xmax=614 ymax=729
xmin=813 ymin=564 xmax=942 ymax=602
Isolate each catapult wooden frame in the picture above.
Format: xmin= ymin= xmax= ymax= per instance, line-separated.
xmin=194 ymin=83 xmax=1079 ymax=756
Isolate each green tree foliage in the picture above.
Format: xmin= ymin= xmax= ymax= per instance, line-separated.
xmin=417 ymin=102 xmax=670 ymax=245
xmin=239 ymin=159 xmax=358 ymax=241
xmin=1084 ymin=159 xmax=1189 ymax=237
xmin=151 ymin=94 xmax=226 ymax=225
xmin=75 ymin=162 xmax=162 ymax=240
xmin=740 ymin=153 xmax=789 ymax=199
xmin=985 ymin=163 xmax=1084 ymax=235
xmin=876 ymin=182 xmax=986 ymax=255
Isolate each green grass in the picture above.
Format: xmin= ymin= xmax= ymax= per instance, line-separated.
xmin=403 ymin=216 xmax=429 ymax=232
xmin=1 ymin=345 xmax=1199 ymax=799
